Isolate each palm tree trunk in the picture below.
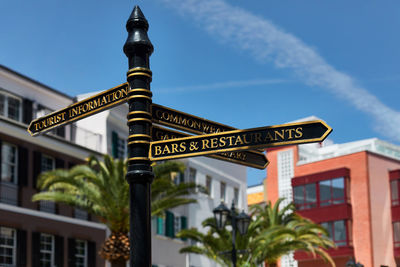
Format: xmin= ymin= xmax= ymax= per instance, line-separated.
xmin=111 ymin=259 xmax=126 ymax=267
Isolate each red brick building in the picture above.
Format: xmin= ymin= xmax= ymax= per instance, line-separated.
xmin=249 ymin=137 xmax=400 ymax=267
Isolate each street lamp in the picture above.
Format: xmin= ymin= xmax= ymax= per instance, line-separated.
xmin=346 ymin=258 xmax=364 ymax=267
xmin=213 ymin=201 xmax=251 ymax=267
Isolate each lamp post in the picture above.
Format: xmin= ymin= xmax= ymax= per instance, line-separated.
xmin=346 ymin=258 xmax=364 ymax=267
xmin=213 ymin=202 xmax=251 ymax=267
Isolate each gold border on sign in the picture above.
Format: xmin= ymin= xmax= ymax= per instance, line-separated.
xmin=149 ymin=120 xmax=332 ymax=161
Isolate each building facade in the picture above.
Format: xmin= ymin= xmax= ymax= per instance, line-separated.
xmin=251 ymin=137 xmax=400 ymax=267
xmin=0 ymin=65 xmax=107 ymax=267
xmin=0 ymin=64 xmax=249 ymax=267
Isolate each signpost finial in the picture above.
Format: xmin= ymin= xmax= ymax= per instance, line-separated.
xmin=123 ymin=5 xmax=153 ymax=66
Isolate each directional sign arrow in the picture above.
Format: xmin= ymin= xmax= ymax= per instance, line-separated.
xmin=28 ymin=83 xmax=129 ymax=136
xmin=149 ymin=120 xmax=332 ymax=161
xmin=152 ymin=126 xmax=269 ymax=169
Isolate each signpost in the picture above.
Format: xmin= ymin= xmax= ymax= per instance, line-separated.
xmin=152 ymin=126 xmax=269 ymax=169
xmin=28 ymin=5 xmax=333 ymax=267
xmin=28 ymin=82 xmax=129 ymax=136
xmin=150 ymin=120 xmax=332 ymax=161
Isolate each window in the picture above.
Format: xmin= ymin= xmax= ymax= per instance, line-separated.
xmin=319 ymin=177 xmax=345 ymax=206
xmin=320 ymin=220 xmax=349 ymax=247
xmin=41 ymin=155 xmax=55 ymax=172
xmin=40 ymin=155 xmax=56 ymax=213
xmin=74 ymin=208 xmax=89 ymax=220
xmin=40 ymin=233 xmax=54 ymax=267
xmin=393 ymin=222 xmax=400 ymax=248
xmin=293 ymin=183 xmax=317 ymax=210
xmin=75 ymin=240 xmax=87 ymax=267
xmin=0 ymin=227 xmax=16 ymax=266
xmin=391 ymin=180 xmax=400 ymax=206
xmin=0 ymin=91 xmax=21 ymax=121
xmin=234 ymin=187 xmax=239 ymax=207
xmin=188 ymin=168 xmax=196 ymax=184
xmin=220 ymin=182 xmax=226 ymax=203
xmin=206 ymin=175 xmax=212 ymax=197
xmin=174 ymin=216 xmax=181 ymax=237
xmin=1 ymin=143 xmax=18 ymax=184
xmin=293 ymin=177 xmax=347 ymax=210
xmin=171 ymin=171 xmax=184 ymax=185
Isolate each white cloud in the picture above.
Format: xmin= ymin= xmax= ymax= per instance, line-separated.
xmin=159 ymin=0 xmax=400 ymax=142
xmin=158 ymin=78 xmax=288 ymax=93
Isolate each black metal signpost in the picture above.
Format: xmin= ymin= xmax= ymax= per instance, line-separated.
xmin=28 ymin=5 xmax=333 ymax=267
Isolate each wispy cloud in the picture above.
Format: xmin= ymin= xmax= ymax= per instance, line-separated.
xmin=158 ymin=78 xmax=289 ymax=93
xmin=159 ymin=0 xmax=400 ymax=142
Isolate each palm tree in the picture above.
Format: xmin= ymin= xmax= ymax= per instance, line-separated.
xmin=177 ymin=198 xmax=335 ymax=267
xmin=32 ymin=155 xmax=205 ymax=267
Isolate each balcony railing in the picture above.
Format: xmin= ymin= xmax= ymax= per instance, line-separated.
xmin=70 ymin=124 xmax=102 ymax=152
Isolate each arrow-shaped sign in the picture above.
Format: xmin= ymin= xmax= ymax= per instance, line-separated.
xmin=152 ymin=125 xmax=269 ymax=169
xmin=28 ymin=83 xmax=129 ymax=136
xmin=150 ymin=120 xmax=332 ymax=161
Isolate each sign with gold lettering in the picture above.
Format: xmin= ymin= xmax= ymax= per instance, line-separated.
xmin=152 ymin=104 xmax=238 ymax=135
xmin=150 ymin=120 xmax=332 ymax=161
xmin=28 ymin=83 xmax=129 ymax=136
xmin=152 ymin=126 xmax=269 ymax=169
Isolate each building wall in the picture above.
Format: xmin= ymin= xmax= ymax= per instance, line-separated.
xmin=367 ymin=153 xmax=400 ymax=267
xmin=265 ymin=146 xmax=298 ymax=206
xmin=295 ymin=151 xmax=372 ymax=266
xmin=0 ymin=65 xmax=107 ymax=267
xmin=264 ymin=145 xmax=400 ymax=267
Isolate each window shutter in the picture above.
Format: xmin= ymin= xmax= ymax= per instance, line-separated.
xmin=16 ymin=229 xmax=27 ymax=267
xmin=56 ymin=158 xmax=65 ymax=169
xmin=55 ymin=235 xmax=64 ymax=267
xmin=156 ymin=216 xmax=164 ymax=235
xmin=18 ymin=146 xmax=28 ymax=187
xmin=67 ymin=238 xmax=76 ymax=267
xmin=87 ymin=241 xmax=96 ymax=267
xmin=0 ymin=140 xmax=2 ymax=180
xmin=33 ymin=151 xmax=42 ymax=188
xmin=111 ymin=131 xmax=118 ymax=158
xmin=165 ymin=211 xmax=175 ymax=238
xmin=22 ymin=98 xmax=33 ymax=125
xmin=180 ymin=216 xmax=187 ymax=241
xmin=31 ymin=232 xmax=40 ymax=267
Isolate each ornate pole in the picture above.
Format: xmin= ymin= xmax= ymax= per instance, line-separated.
xmin=123 ymin=6 xmax=154 ymax=267
xmin=231 ymin=203 xmax=237 ymax=267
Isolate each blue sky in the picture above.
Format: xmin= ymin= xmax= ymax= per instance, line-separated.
xmin=1 ymin=1 xmax=400 ymax=186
